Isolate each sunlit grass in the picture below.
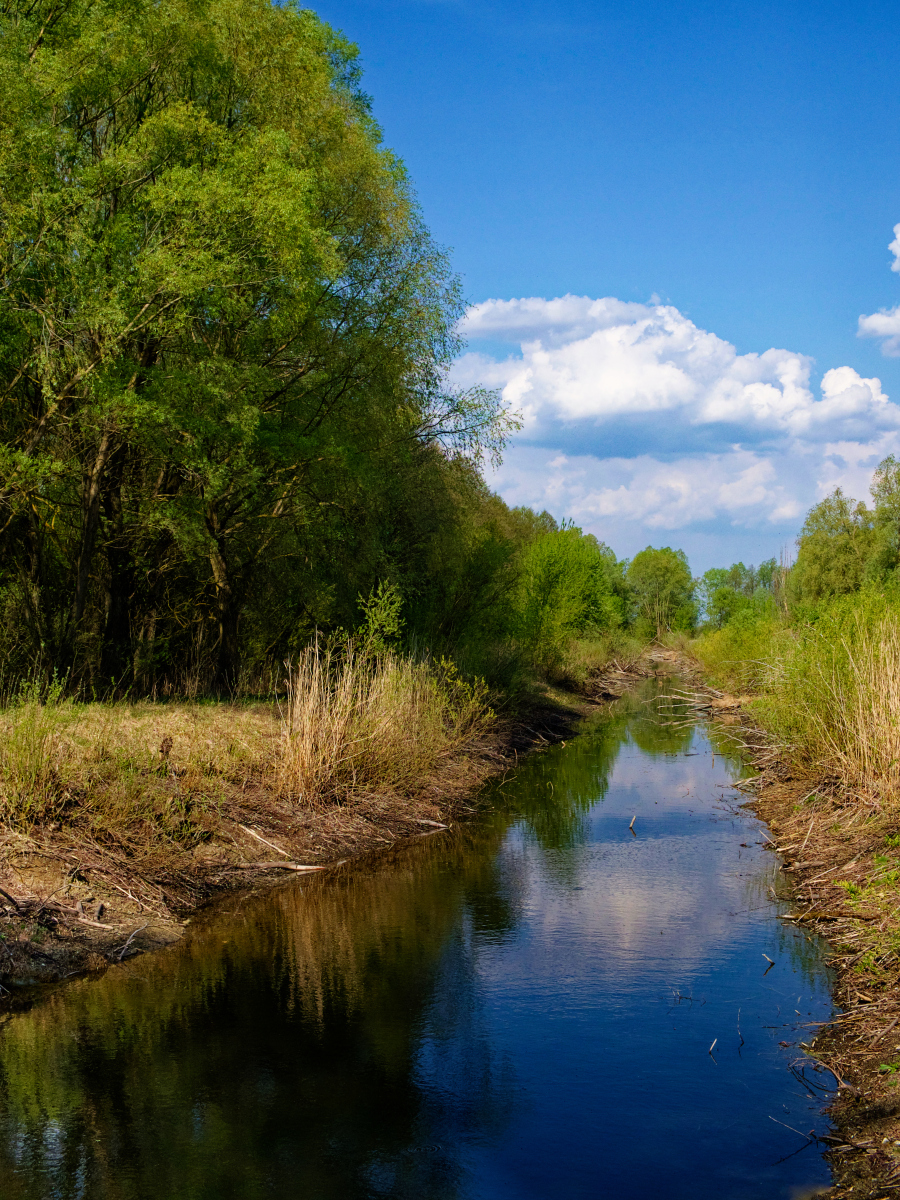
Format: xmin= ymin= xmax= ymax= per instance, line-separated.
xmin=694 ymin=591 xmax=900 ymax=805
xmin=278 ymin=641 xmax=494 ymax=805
xmin=0 ymin=643 xmax=496 ymax=842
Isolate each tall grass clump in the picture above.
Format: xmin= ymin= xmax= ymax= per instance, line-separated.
xmin=751 ymin=591 xmax=900 ymax=801
xmin=278 ymin=641 xmax=494 ymax=804
xmin=0 ymin=687 xmax=73 ymax=826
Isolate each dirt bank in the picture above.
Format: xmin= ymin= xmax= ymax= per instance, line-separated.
xmin=0 ymin=661 xmax=649 ymax=1009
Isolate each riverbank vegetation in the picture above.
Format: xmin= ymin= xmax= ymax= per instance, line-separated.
xmin=689 ymin=457 xmax=900 ymax=1195
xmin=693 ymin=454 xmax=900 ymax=805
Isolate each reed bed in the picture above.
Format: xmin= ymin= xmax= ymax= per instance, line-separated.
xmin=695 ymin=593 xmax=900 ymax=806
xmin=277 ymin=641 xmax=494 ymax=805
xmin=766 ymin=610 xmax=900 ymax=803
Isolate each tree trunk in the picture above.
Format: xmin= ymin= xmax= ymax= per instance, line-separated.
xmin=72 ymin=428 xmax=114 ymax=629
xmin=209 ymin=541 xmax=242 ymax=693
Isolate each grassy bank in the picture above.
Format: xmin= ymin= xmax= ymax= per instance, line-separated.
xmin=691 ymin=597 xmax=900 ymax=1198
xmin=0 ymin=642 xmax=500 ymax=988
xmin=0 ymin=633 xmax=643 ymax=996
xmin=694 ymin=590 xmax=900 ymax=804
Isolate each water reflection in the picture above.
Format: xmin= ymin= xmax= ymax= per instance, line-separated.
xmin=0 ymin=683 xmax=835 ymax=1199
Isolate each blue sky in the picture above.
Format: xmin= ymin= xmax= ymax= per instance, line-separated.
xmin=315 ymin=0 xmax=900 ymax=571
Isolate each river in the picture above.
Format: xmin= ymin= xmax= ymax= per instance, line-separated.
xmin=0 ymin=681 xmax=836 ymax=1199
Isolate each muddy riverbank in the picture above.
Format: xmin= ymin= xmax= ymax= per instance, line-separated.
xmin=0 ymin=663 xmax=648 ymax=1005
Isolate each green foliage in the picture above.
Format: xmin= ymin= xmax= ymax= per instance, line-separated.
xmin=357 ymin=582 xmax=405 ymax=655
xmin=0 ymin=0 xmax=514 ymax=693
xmin=626 ymin=546 xmax=696 ymax=637
xmin=510 ymin=527 xmax=625 ymax=676
xmin=0 ymin=0 xmax=654 ymax=702
xmin=692 ymin=602 xmax=784 ymax=692
xmin=697 ymin=558 xmax=778 ymax=628
xmin=790 ymin=490 xmax=876 ymax=603
xmin=695 ymin=582 xmax=900 ymax=804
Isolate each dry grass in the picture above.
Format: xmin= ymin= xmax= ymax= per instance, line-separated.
xmin=0 ymin=645 xmax=495 ymax=832
xmin=0 ymin=640 xmax=497 ymax=904
xmin=0 ymin=695 xmax=274 ymax=831
xmin=785 ymin=610 xmax=900 ymax=803
xmin=0 ymin=645 xmax=502 ymax=991
xmin=278 ymin=642 xmax=495 ymax=804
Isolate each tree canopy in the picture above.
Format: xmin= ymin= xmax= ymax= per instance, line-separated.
xmin=626 ymin=546 xmax=696 ymax=637
xmin=0 ymin=0 xmax=511 ymax=689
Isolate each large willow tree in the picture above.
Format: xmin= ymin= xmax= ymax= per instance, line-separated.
xmin=0 ymin=0 xmax=506 ymax=689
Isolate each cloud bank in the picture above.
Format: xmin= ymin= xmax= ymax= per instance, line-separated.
xmin=453 ymin=294 xmax=900 ymax=568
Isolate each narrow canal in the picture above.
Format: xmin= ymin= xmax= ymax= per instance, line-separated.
xmin=0 ymin=682 xmax=836 ymax=1199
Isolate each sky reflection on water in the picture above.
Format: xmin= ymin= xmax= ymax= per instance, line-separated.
xmin=0 ymin=684 xmax=835 ymax=1199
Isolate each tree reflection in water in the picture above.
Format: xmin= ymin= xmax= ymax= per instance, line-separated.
xmin=0 ymin=682 xmax=833 ymax=1200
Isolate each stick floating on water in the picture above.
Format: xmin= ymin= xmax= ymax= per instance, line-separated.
xmin=629 ymin=815 xmax=636 ymax=830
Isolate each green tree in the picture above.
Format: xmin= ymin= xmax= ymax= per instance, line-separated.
xmin=698 ymin=557 xmax=779 ymax=628
xmin=0 ymin=0 xmax=509 ymax=689
xmin=513 ymin=526 xmax=624 ymax=674
xmin=626 ymin=546 xmax=696 ymax=637
xmin=790 ymin=489 xmax=875 ymax=603
xmin=867 ymin=454 xmax=900 ymax=582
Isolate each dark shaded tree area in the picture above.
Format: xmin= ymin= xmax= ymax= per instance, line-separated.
xmin=0 ymin=0 xmax=520 ymax=693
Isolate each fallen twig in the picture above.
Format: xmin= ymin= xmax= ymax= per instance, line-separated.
xmin=238 ymin=824 xmax=289 ymax=858
xmin=116 ymin=924 xmax=150 ymax=961
xmin=232 ymin=861 xmax=326 ymax=872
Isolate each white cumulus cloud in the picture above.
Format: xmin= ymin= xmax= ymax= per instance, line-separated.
xmin=859 ymin=307 xmax=900 ymax=357
xmin=456 ymin=294 xmax=900 ymax=568
xmin=459 ymin=296 xmax=895 ymax=447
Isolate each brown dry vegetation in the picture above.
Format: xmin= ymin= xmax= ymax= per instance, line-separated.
xmin=0 ymin=641 xmax=644 ymax=1003
xmin=0 ymin=645 xmax=511 ymax=998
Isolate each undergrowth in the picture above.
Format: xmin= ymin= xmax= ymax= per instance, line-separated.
xmin=693 ymin=589 xmax=900 ymax=804
xmin=0 ymin=641 xmax=497 ymax=841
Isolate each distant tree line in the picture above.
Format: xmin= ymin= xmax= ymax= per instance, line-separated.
xmin=694 ymin=454 xmax=900 ymax=635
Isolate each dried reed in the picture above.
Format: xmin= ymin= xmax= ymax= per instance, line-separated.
xmin=277 ymin=641 xmax=494 ymax=805
xmin=803 ymin=612 xmax=900 ymax=802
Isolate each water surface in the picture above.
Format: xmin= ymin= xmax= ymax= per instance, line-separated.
xmin=0 ymin=684 xmax=835 ymax=1198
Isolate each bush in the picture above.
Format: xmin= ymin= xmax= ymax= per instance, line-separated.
xmin=511 ymin=528 xmax=624 ymax=677
xmin=693 ymin=597 xmax=784 ymax=692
